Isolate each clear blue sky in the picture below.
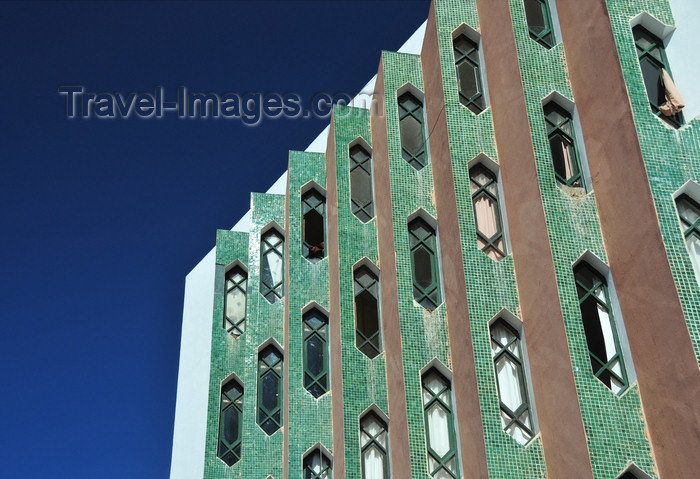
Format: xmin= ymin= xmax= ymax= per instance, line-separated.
xmin=0 ymin=1 xmax=429 ymax=477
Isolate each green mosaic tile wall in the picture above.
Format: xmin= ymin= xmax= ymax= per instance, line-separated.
xmin=606 ymin=0 xmax=700 ymax=366
xmin=508 ymin=0 xmax=657 ymax=476
xmin=432 ymin=1 xmax=547 ymax=477
xmin=286 ymin=151 xmax=333 ymax=478
xmin=331 ymin=105 xmax=389 ymax=478
xmin=379 ymin=50 xmax=460 ymax=478
xmin=204 ymin=193 xmax=286 ymax=479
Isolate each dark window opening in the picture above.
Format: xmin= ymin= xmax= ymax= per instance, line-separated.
xmin=524 ymin=0 xmax=555 ymax=48
xmin=453 ymin=34 xmax=485 ymax=113
xmin=543 ymin=102 xmax=584 ymax=188
xmin=398 ymin=92 xmax=428 ymax=170
xmin=303 ymin=309 xmax=329 ymax=398
xmin=302 ymin=190 xmax=326 ymax=262
xmin=349 ymin=144 xmax=375 ymax=222
xmin=257 ymin=345 xmax=283 ymax=435
xmin=354 ymin=265 xmax=382 ymax=359
xmin=217 ymin=379 xmax=243 ymax=466
xmin=408 ymin=218 xmax=442 ymax=310
xmin=574 ymin=262 xmax=628 ymax=393
xmin=633 ymin=25 xmax=684 ymax=128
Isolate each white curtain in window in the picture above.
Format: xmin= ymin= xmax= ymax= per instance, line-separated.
xmin=363 ymin=447 xmax=384 ymax=479
xmin=474 ymin=196 xmax=498 ymax=239
xmin=266 ymin=252 xmax=283 ymax=285
xmin=686 ymin=235 xmax=700 ymax=284
xmin=426 ymin=405 xmax=451 ymax=458
xmin=561 ymin=142 xmax=574 ymax=180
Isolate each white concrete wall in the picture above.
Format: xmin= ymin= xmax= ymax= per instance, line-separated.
xmin=667 ymin=0 xmax=700 ymax=122
xmin=169 ymin=248 xmax=216 ymax=479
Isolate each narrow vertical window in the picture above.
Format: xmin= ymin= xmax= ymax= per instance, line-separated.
xmin=302 ymin=189 xmax=326 ymax=262
xmin=349 ymin=144 xmax=375 ymax=222
xmin=224 ymin=266 xmax=247 ymax=335
xmin=408 ymin=217 xmax=442 ymax=310
xmin=303 ymin=448 xmax=332 ymax=479
xmin=217 ymin=378 xmax=243 ymax=466
xmin=470 ymin=164 xmax=506 ymax=260
xmin=574 ymin=262 xmax=629 ymax=393
xmin=257 ymin=345 xmax=283 ymax=435
xmin=354 ymin=265 xmax=382 ymax=359
xmin=633 ymin=25 xmax=684 ymax=127
xmin=360 ymin=412 xmax=389 ymax=479
xmin=675 ymin=194 xmax=700 ymax=283
xmin=491 ymin=319 xmax=534 ymax=445
xmin=523 ymin=0 xmax=555 ymax=48
xmin=544 ymin=102 xmax=584 ymax=188
xmin=260 ymin=229 xmax=284 ymax=303
xmin=453 ymin=34 xmax=485 ymax=113
xmin=421 ymin=369 xmax=460 ymax=479
xmin=398 ymin=91 xmax=428 ymax=171
xmin=303 ymin=309 xmax=329 ymax=398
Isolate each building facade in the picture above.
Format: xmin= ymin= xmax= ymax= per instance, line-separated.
xmin=170 ymin=1 xmax=700 ymax=478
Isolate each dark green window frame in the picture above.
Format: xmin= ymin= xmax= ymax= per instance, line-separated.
xmin=574 ymin=262 xmax=629 ymax=394
xmin=224 ymin=266 xmax=247 ymax=335
xmin=398 ymin=91 xmax=428 ymax=171
xmin=544 ymin=101 xmax=584 ymax=188
xmin=360 ymin=411 xmax=389 ymax=479
xmin=408 ymin=217 xmax=442 ymax=310
xmin=633 ymin=25 xmax=684 ymax=128
xmin=490 ymin=319 xmax=534 ymax=444
xmin=453 ymin=33 xmax=485 ymax=114
xmin=217 ymin=378 xmax=244 ymax=466
xmin=257 ymin=345 xmax=283 ymax=435
xmin=302 ymin=189 xmax=326 ymax=262
xmin=354 ymin=265 xmax=382 ymax=359
xmin=523 ymin=0 xmax=555 ymax=48
xmin=421 ymin=369 xmax=460 ymax=479
xmin=303 ymin=448 xmax=332 ymax=479
xmin=260 ymin=229 xmax=284 ymax=303
xmin=303 ymin=309 xmax=329 ymax=398
xmin=349 ymin=143 xmax=375 ymax=222
xmin=470 ymin=164 xmax=506 ymax=260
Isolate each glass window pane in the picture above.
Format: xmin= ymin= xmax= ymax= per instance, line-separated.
xmin=400 ymin=114 xmax=424 ymax=156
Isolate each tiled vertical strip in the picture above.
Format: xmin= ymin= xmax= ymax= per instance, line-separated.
xmin=475 ymin=1 xmax=594 ymax=477
xmin=331 ymin=104 xmax=388 ymax=478
xmin=555 ymin=1 xmax=700 ymax=476
xmin=204 ymin=194 xmax=286 ymax=479
xmin=370 ymin=59 xmax=412 ymax=479
xmin=283 ymin=174 xmax=290 ymax=479
xmin=325 ymin=116 xmax=346 ymax=478
xmin=376 ymin=50 xmax=455 ymax=478
xmin=420 ymin=3 xmax=489 ymax=478
xmin=286 ymin=151 xmax=332 ymax=478
xmin=204 ymin=230 xmax=249 ymax=478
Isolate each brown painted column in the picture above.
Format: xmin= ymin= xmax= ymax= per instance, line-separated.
xmin=370 ymin=59 xmax=412 ymax=479
xmin=475 ymin=1 xmax=595 ymax=477
xmin=325 ymin=115 xmax=347 ymax=478
xmin=555 ymin=1 xmax=700 ymax=476
xmin=420 ymin=3 xmax=489 ymax=478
